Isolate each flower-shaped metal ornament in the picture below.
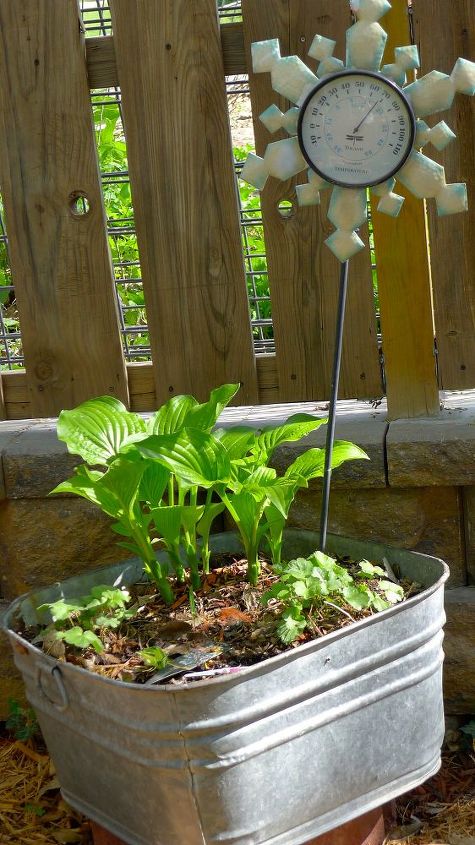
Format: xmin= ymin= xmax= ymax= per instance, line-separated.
xmin=241 ymin=0 xmax=475 ymax=262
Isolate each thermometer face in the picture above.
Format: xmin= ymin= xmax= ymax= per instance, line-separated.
xmin=298 ymin=70 xmax=416 ymax=188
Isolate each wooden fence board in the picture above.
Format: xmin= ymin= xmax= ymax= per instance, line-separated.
xmin=242 ymin=0 xmax=382 ymax=404
xmin=369 ymin=0 xmax=439 ymax=419
xmin=110 ymin=0 xmax=258 ymax=406
xmin=412 ymin=0 xmax=475 ymax=391
xmin=86 ymin=24 xmax=247 ymax=91
xmin=0 ymin=0 xmax=128 ymax=417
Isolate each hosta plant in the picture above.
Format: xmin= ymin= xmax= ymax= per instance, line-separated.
xmin=39 ymin=383 xmax=413 ymax=669
xmin=51 ymin=383 xmax=366 ymax=597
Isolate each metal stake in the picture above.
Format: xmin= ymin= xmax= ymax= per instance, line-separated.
xmin=319 ymin=258 xmax=350 ymax=552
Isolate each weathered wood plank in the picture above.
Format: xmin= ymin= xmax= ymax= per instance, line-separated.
xmin=0 ymin=0 xmax=128 ymax=416
xmin=412 ymin=0 xmax=475 ymax=390
xmin=110 ymin=0 xmax=258 ymax=406
xmin=242 ymin=0 xmax=382 ymax=403
xmin=86 ymin=36 xmax=118 ymax=90
xmin=2 ymin=358 xmax=279 ymax=418
xmin=370 ymin=0 xmax=439 ymax=419
xmin=85 ymin=24 xmax=248 ymax=90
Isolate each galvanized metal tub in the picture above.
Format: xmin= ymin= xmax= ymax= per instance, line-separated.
xmin=4 ymin=530 xmax=449 ymax=845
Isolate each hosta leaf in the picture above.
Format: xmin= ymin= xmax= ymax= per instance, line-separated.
xmin=139 ymin=463 xmax=170 ymax=507
xmin=50 ymin=464 xmax=115 ymax=511
xmin=185 ymin=383 xmax=240 ymax=431
xmin=245 ymin=466 xmax=277 ymax=488
xmin=286 ymin=441 xmax=368 ymax=483
xmin=180 ymin=505 xmax=205 ymax=533
xmin=329 ymin=440 xmax=369 ymax=469
xmin=57 ymin=396 xmax=146 ymax=464
xmin=196 ymin=502 xmax=225 ymax=538
xmin=147 ymin=384 xmax=239 ymax=435
xmin=285 ymin=448 xmax=326 ymax=481
xmin=138 ymin=429 xmax=231 ymax=487
xmin=225 ymin=490 xmax=262 ymax=539
xmin=214 ymin=427 xmax=256 ymax=460
xmin=257 ymin=414 xmax=326 ymax=459
xmin=265 ymin=478 xmax=298 ymax=519
xmin=98 ymin=457 xmax=148 ymax=517
xmin=151 ymin=506 xmax=182 ymax=547
xmin=147 ymin=395 xmax=198 ymax=435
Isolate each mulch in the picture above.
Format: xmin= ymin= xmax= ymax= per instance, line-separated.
xmin=0 ymin=727 xmax=473 ymax=845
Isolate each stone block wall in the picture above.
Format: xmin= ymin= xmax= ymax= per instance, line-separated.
xmin=1 ymin=396 xmax=475 ymax=717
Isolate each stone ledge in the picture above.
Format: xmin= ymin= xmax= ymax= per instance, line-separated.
xmin=287 ymin=485 xmax=466 ymax=587
xmin=5 ymin=395 xmax=475 ymax=498
xmin=387 ymin=405 xmax=475 ymax=487
xmin=0 ymin=401 xmax=388 ymax=498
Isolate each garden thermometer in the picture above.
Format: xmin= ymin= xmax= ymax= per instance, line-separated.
xmin=298 ymin=69 xmax=416 ymax=188
xmin=240 ymin=0 xmax=475 ymax=550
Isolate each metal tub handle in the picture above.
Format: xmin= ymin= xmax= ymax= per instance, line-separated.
xmin=36 ymin=664 xmax=69 ymax=712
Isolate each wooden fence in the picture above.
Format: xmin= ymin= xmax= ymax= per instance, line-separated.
xmin=0 ymin=0 xmax=473 ymax=422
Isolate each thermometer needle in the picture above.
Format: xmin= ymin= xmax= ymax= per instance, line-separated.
xmin=352 ymin=99 xmax=380 ymax=133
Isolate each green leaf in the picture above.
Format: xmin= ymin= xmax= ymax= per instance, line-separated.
xmin=196 ymin=502 xmax=225 ymax=538
xmin=379 ymin=581 xmax=404 ymax=604
xmin=225 ymin=490 xmax=262 ymax=539
xmin=256 ymin=415 xmax=326 ymax=459
xmin=284 ymin=558 xmax=315 ymax=580
xmin=277 ymin=606 xmax=307 ymax=644
xmin=50 ymin=465 xmax=115 ymax=512
xmin=371 ymin=594 xmax=391 ymax=612
xmin=293 ymin=580 xmax=311 ymax=600
xmin=265 ymin=478 xmax=298 ymax=519
xmin=61 ymin=627 xmax=104 ymax=654
xmin=98 ymin=457 xmax=148 ymax=517
xmin=147 ymin=384 xmax=239 ymax=436
xmin=139 ymin=463 xmax=170 ymax=507
xmin=261 ymin=582 xmax=292 ymax=604
xmin=87 ymin=585 xmax=131 ymax=609
xmin=358 ymin=559 xmax=387 ymax=578
xmin=37 ymin=598 xmax=83 ymax=623
xmin=214 ymin=427 xmax=256 ymax=460
xmin=285 ymin=449 xmax=326 ymax=481
xmin=139 ymin=646 xmax=171 ymax=670
xmin=147 ymin=395 xmax=199 ymax=435
xmin=151 ymin=506 xmax=182 ymax=548
xmin=57 ymin=396 xmax=146 ymax=464
xmin=342 ymin=584 xmax=371 ymax=610
xmin=138 ymin=429 xmax=231 ymax=487
xmin=329 ymin=440 xmax=370 ymax=469
xmin=184 ymin=383 xmax=240 ymax=431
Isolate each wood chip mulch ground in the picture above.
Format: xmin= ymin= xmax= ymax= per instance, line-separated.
xmin=0 ymin=724 xmax=473 ymax=844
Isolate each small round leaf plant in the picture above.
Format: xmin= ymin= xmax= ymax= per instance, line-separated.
xmin=240 ymin=0 xmax=475 ymax=262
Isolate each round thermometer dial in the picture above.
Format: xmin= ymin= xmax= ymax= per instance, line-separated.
xmin=298 ymin=70 xmax=416 ymax=188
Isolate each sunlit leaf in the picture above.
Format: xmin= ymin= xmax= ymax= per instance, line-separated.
xmin=57 ymin=396 xmax=146 ymax=464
